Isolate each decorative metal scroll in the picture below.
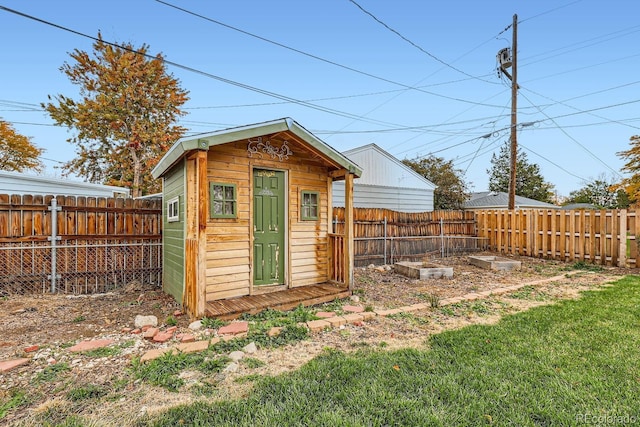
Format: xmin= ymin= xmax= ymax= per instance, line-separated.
xmin=247 ymin=137 xmax=293 ymax=161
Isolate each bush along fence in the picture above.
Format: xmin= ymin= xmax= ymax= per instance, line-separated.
xmin=332 ymin=207 xmax=487 ymax=266
xmin=475 ymin=209 xmax=640 ymax=267
xmin=0 ymin=194 xmax=162 ymax=295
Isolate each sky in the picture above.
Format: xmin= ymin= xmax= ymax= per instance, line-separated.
xmin=1 ymin=0 xmax=639 ymax=198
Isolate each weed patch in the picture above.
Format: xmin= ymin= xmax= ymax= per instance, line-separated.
xmin=562 ymin=260 xmax=604 ymax=272
xmin=72 ymin=315 xmax=85 ymax=323
xmin=387 ymin=312 xmax=429 ymax=326
xmin=201 ymin=316 xmax=226 ymax=329
xmin=165 ymin=315 xmax=177 ymax=326
xmin=241 ymin=357 xmax=266 ymax=369
xmin=0 ymin=389 xmax=28 ymax=419
xmin=67 ymin=384 xmax=108 ymax=402
xmin=83 ymin=346 xmax=121 ymax=358
xmin=131 ymin=351 xmax=229 ymax=392
xmin=507 ymin=285 xmax=550 ymax=301
xmin=36 ymin=363 xmax=70 ymax=382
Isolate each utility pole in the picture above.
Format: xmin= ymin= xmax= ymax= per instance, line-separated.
xmin=497 ymin=14 xmax=518 ymax=209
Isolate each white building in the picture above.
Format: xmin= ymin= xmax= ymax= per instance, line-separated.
xmin=333 ymin=144 xmax=436 ymax=213
xmin=0 ymin=170 xmax=130 ymax=198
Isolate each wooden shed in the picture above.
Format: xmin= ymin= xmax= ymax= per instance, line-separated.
xmin=151 ymin=118 xmax=362 ymax=318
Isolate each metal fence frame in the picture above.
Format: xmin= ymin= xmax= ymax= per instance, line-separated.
xmin=0 ymin=240 xmax=162 ymax=295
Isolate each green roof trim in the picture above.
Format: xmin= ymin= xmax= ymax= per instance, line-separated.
xmin=152 ymin=118 xmax=362 ymax=179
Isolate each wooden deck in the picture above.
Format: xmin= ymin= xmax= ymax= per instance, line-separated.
xmin=205 ymin=283 xmax=351 ymax=320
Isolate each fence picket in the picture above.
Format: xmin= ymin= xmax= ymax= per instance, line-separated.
xmin=475 ymin=209 xmax=637 ymax=267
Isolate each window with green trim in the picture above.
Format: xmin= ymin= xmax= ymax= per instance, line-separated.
xmin=210 ymin=182 xmax=237 ymax=218
xmin=301 ymin=191 xmax=319 ymax=220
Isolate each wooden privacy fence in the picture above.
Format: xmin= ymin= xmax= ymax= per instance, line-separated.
xmin=0 ymin=194 xmax=162 ymax=295
xmin=333 ymin=208 xmax=486 ymax=266
xmin=476 ymin=209 xmax=640 ymax=267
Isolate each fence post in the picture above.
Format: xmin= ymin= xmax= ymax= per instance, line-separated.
xmin=619 ymin=209 xmax=627 ymax=267
xmin=47 ymin=198 xmax=62 ymax=293
xmin=440 ymin=218 xmax=444 ymax=258
xmin=383 ymin=216 xmax=387 ymax=265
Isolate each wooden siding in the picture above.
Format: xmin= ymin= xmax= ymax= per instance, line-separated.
xmin=204 ymin=138 xmax=332 ymax=302
xmin=162 ymin=161 xmax=185 ymax=302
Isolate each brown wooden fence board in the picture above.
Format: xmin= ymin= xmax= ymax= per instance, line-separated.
xmin=332 ymin=208 xmax=483 ymax=265
xmin=475 ymin=209 xmax=640 ymax=267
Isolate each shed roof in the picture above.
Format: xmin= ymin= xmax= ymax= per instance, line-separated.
xmin=465 ymin=191 xmax=556 ymax=209
xmin=152 ymin=118 xmax=362 ymax=179
xmin=0 ymin=170 xmax=130 ymax=197
xmin=341 ymin=143 xmax=436 ymax=190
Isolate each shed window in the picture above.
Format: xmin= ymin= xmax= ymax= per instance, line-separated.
xmin=210 ymin=182 xmax=237 ymax=218
xmin=167 ymin=196 xmax=179 ymax=222
xmin=301 ymin=191 xmax=319 ymax=220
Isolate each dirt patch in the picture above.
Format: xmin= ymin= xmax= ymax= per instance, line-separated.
xmin=0 ymin=253 xmax=632 ymax=425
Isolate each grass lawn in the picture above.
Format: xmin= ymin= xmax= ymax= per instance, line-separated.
xmin=141 ymin=276 xmax=640 ymax=427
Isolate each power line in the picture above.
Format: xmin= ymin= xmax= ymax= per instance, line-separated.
xmin=518 ymin=0 xmax=585 ymax=23
xmin=518 ymin=143 xmax=587 ymax=181
xmin=519 ymin=90 xmax=622 ymax=178
xmin=154 ymin=0 xmax=504 ymax=108
xmin=346 ymin=0 xmax=495 ymax=84
xmin=184 ymin=76 xmax=498 ymax=110
xmin=521 ymin=83 xmax=640 ymax=131
xmin=0 ymin=5 xmax=415 ymax=129
xmin=397 ymin=97 xmax=640 ymax=164
xmin=523 ymin=52 xmax=640 ymax=85
xmin=390 ymin=90 xmax=510 ymax=156
xmin=520 ymin=24 xmax=640 ymax=68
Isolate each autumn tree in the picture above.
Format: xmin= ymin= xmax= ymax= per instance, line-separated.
xmin=43 ymin=34 xmax=189 ymax=197
xmin=0 ymin=119 xmax=44 ymax=172
xmin=402 ymin=155 xmax=470 ymax=210
xmin=487 ymin=141 xmax=554 ymax=203
xmin=617 ymin=134 xmax=640 ymax=205
xmin=565 ymin=174 xmax=629 ymax=209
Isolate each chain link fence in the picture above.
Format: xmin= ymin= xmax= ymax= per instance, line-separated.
xmin=354 ymin=235 xmax=489 ymax=267
xmin=0 ymin=194 xmax=163 ymax=296
xmin=0 ymin=240 xmax=161 ymax=296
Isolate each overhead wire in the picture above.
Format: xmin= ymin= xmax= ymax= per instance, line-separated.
xmin=524 ymin=52 xmax=640 ymax=84
xmin=518 ymin=0 xmax=585 ymax=24
xmin=390 ymin=89 xmax=510 ymax=156
xmin=153 ymin=0 xmax=506 ymax=109
xmin=518 ymin=89 xmax=622 ymax=178
xmin=0 ymin=5 xmax=419 ymax=130
xmin=520 ymin=24 xmax=640 ymax=68
xmin=346 ymin=0 xmax=496 ymax=84
xmin=518 ymin=143 xmax=587 ymax=181
xmin=399 ymin=96 xmax=640 ymax=165
xmin=520 ymin=83 xmax=640 ymax=131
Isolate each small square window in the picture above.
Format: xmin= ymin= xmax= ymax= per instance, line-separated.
xmin=210 ymin=182 xmax=237 ymax=218
xmin=301 ymin=191 xmax=319 ymax=220
xmin=167 ymin=196 xmax=179 ymax=222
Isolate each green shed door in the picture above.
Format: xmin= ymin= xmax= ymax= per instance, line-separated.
xmin=253 ymin=169 xmax=285 ymax=287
